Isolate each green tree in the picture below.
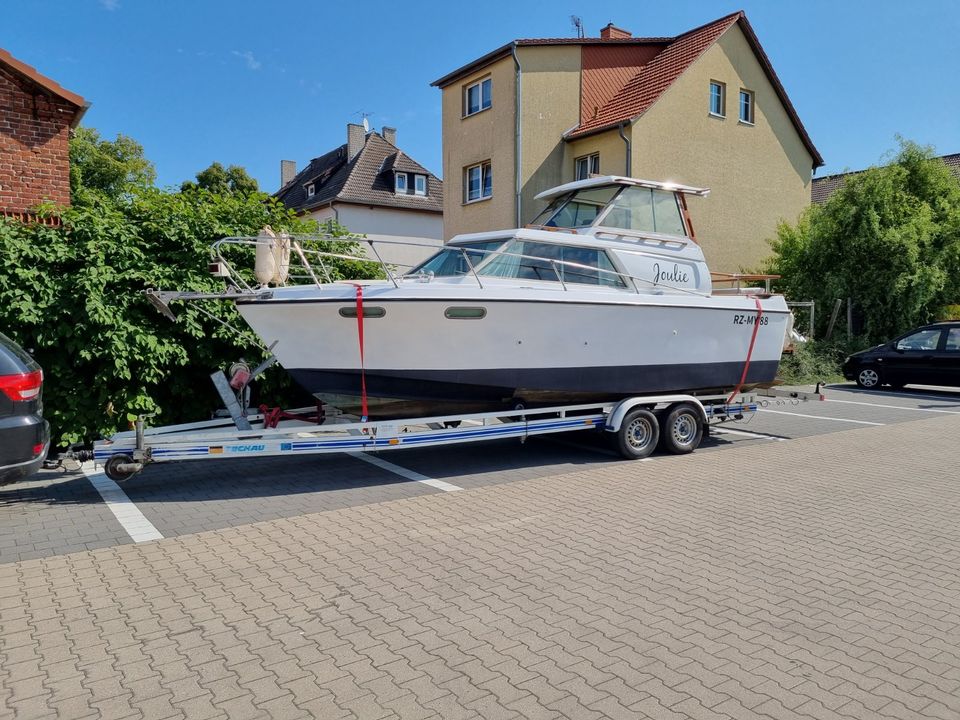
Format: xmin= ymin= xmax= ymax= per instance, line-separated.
xmin=1 ymin=129 xmax=378 ymax=447
xmin=69 ymin=127 xmax=156 ymax=201
xmin=181 ymin=162 xmax=259 ymax=195
xmin=765 ymin=140 xmax=960 ymax=343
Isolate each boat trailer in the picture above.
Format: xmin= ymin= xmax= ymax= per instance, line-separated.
xmin=88 ymin=383 xmax=824 ymax=483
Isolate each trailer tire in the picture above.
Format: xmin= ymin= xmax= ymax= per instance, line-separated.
xmin=659 ymin=403 xmax=703 ymax=454
xmin=104 ymin=454 xmax=138 ymax=483
xmin=614 ymin=408 xmax=659 ymax=459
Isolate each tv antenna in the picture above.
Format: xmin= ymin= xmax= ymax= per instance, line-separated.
xmin=570 ymin=15 xmax=584 ymax=39
xmin=354 ymin=110 xmax=372 ymax=132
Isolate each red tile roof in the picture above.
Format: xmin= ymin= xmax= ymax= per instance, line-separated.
xmin=0 ymin=47 xmax=87 ymax=125
xmin=564 ymin=12 xmax=822 ymax=167
xmin=568 ymin=12 xmax=740 ymax=139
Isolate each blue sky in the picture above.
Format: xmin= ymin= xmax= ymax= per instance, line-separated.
xmin=5 ymin=1 xmax=959 ymax=191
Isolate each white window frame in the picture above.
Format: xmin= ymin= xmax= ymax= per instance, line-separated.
xmin=463 ymin=77 xmax=492 ymax=117
xmin=306 ymin=183 xmax=315 ymax=198
xmin=414 ymin=174 xmax=427 ymax=195
xmin=739 ymin=89 xmax=755 ymax=125
xmin=709 ymin=81 xmax=726 ymax=117
xmin=465 ymin=161 xmax=492 ymax=203
xmin=395 ymin=172 xmax=407 ymax=193
xmin=574 ymin=153 xmax=600 ymax=181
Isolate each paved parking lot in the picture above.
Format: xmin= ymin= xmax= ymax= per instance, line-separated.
xmin=1 ymin=384 xmax=959 ymax=718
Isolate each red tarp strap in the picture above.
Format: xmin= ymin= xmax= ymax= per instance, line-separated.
xmin=727 ymin=296 xmax=764 ymax=404
xmin=348 ymin=284 xmax=369 ymax=422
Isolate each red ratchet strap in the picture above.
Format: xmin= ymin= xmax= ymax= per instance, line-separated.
xmin=726 ymin=296 xmax=763 ymax=404
xmin=346 ymin=283 xmax=369 ymax=422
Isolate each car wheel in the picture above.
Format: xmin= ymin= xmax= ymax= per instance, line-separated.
xmin=856 ymin=368 xmax=881 ymax=389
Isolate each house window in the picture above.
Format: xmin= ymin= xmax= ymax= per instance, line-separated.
xmin=465 ymin=161 xmax=492 ymax=202
xmin=574 ymin=153 xmax=600 ymax=181
xmin=395 ymin=172 xmax=407 ymax=193
xmin=464 ymin=77 xmax=492 ymax=116
xmin=709 ymin=81 xmax=725 ymax=117
xmin=414 ymin=174 xmax=427 ymax=195
xmin=306 ymin=183 xmax=315 ymax=198
xmin=739 ymin=89 xmax=754 ymax=124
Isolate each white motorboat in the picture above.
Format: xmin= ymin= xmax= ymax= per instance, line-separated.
xmin=198 ymin=176 xmax=792 ymax=417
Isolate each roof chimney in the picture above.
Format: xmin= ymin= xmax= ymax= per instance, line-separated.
xmin=280 ymin=159 xmax=296 ymax=188
xmin=600 ymin=23 xmax=631 ymax=40
xmin=382 ymin=126 xmax=397 ymax=146
xmin=347 ymin=123 xmax=366 ymax=162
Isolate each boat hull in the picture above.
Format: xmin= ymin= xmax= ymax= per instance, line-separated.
xmin=237 ymin=288 xmax=789 ymax=415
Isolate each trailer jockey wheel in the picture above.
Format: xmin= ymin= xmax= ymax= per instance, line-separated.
xmin=658 ymin=402 xmax=704 ymax=454
xmin=104 ymin=454 xmax=138 ymax=483
xmin=615 ymin=408 xmax=659 ymax=459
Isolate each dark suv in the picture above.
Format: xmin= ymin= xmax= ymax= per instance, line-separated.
xmin=0 ymin=331 xmax=49 ymax=484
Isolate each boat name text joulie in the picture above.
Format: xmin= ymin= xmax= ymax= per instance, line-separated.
xmin=653 ymin=263 xmax=689 ymax=284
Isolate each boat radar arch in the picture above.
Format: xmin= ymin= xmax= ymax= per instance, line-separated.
xmin=535 ymin=175 xmax=710 ymax=202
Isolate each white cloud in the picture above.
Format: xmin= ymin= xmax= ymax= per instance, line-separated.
xmin=231 ymin=50 xmax=261 ymax=71
xmin=100 ymin=0 xmax=120 ymax=10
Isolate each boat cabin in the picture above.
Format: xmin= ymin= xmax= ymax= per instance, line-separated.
xmin=410 ymin=177 xmax=715 ymax=296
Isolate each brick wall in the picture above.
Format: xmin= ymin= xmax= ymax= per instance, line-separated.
xmin=0 ymin=64 xmax=75 ymax=214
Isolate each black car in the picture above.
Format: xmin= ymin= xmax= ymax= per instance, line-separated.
xmin=843 ymin=322 xmax=960 ymax=389
xmin=0 ymin=331 xmax=50 ymax=484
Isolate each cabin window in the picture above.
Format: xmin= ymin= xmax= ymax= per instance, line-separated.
xmin=306 ymin=183 xmax=315 ymax=198
xmin=739 ymin=89 xmax=754 ymax=124
xmin=602 ymin=187 xmax=687 ymax=237
xmin=532 ymin=186 xmax=619 ymax=229
xmin=465 ymin=161 xmax=492 ymax=202
xmin=709 ymin=81 xmax=726 ymax=117
xmin=414 ymin=174 xmax=427 ymax=195
xmin=407 ymin=240 xmax=508 ymax=277
xmin=445 ymin=307 xmax=487 ymax=319
xmin=479 ymin=240 xmax=626 ymax=288
xmin=339 ymin=306 xmax=386 ymax=318
xmin=464 ymin=77 xmax=492 ymax=116
xmin=395 ymin=173 xmax=407 ymax=193
xmin=575 ymin=153 xmax=600 ymax=180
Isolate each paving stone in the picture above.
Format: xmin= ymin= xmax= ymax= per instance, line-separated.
xmin=2 ymin=415 xmax=960 ymax=720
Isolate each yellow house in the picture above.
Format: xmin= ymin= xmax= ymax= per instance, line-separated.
xmin=431 ymin=11 xmax=823 ymax=272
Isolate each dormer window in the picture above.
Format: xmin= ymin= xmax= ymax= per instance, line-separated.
xmin=306 ymin=183 xmax=315 ymax=198
xmin=395 ymin=172 xmax=407 ymax=193
xmin=414 ymin=174 xmax=427 ymax=195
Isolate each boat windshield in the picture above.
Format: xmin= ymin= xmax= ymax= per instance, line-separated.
xmin=477 ymin=240 xmax=626 ymax=287
xmin=530 ymin=184 xmax=688 ymax=237
xmin=530 ymin=186 xmax=620 ymax=229
xmin=406 ymin=240 xmax=508 ymax=277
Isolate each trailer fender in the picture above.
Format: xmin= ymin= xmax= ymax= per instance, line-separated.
xmin=604 ymin=395 xmax=707 ymax=433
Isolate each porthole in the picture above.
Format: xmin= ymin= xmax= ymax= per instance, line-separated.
xmin=444 ymin=307 xmax=486 ymax=319
xmin=339 ymin=306 xmax=386 ymax=318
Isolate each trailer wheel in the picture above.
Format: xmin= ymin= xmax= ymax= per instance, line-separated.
xmin=104 ymin=454 xmax=138 ymax=483
xmin=615 ymin=408 xmax=659 ymax=459
xmin=659 ymin=403 xmax=703 ymax=454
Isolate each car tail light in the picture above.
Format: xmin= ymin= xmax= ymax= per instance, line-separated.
xmin=32 ymin=443 xmax=45 ymax=456
xmin=0 ymin=369 xmax=43 ymax=401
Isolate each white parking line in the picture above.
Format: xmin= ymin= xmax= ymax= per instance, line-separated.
xmin=826 ymin=398 xmax=960 ymax=414
xmin=81 ymin=462 xmax=164 ymax=543
xmin=759 ymin=408 xmax=884 ymax=426
xmin=711 ymin=427 xmax=786 ymax=441
xmin=352 ymin=452 xmax=463 ymax=492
